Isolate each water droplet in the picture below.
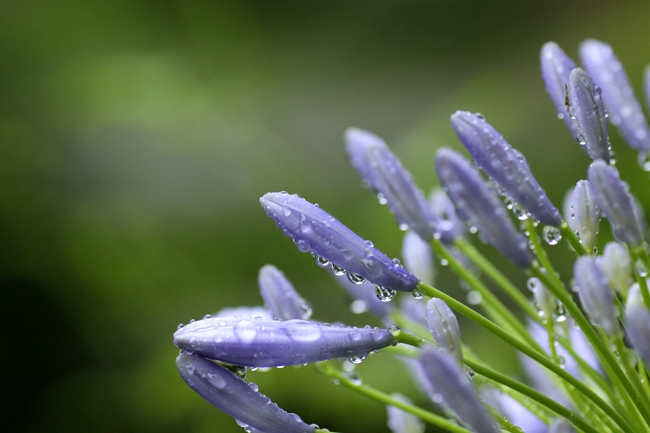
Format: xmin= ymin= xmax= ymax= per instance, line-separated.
xmin=296 ymin=239 xmax=311 ymax=252
xmin=411 ymin=289 xmax=423 ymax=299
xmin=388 ymin=325 xmax=400 ymax=336
xmin=440 ymin=258 xmax=449 ymax=266
xmin=375 ymin=285 xmax=396 ymax=302
xmin=314 ymin=254 xmax=330 ymax=268
xmin=557 ymin=112 xmax=565 ymax=120
xmin=474 ymin=112 xmax=485 ymax=120
xmin=467 ymin=291 xmax=482 ymax=305
xmin=331 ymin=264 xmax=346 ymax=276
xmin=234 ymin=320 xmax=257 ymax=343
xmin=377 ymin=193 xmax=388 ymax=205
xmin=392 ymin=258 xmax=401 ymax=265
xmin=577 ymin=133 xmax=586 ymax=146
xmin=513 ymin=203 xmax=530 ymax=220
xmin=340 ymin=248 xmax=353 ymax=260
xmin=635 ymin=259 xmax=648 ymax=277
xmin=542 ymin=225 xmax=562 ymax=245
xmin=248 ymin=382 xmax=259 ymax=392
xmin=282 ymin=206 xmax=292 ymax=217
xmin=350 ymin=299 xmax=368 ymax=314
xmin=609 ymin=150 xmax=617 ymax=165
xmin=343 ymin=371 xmax=363 ymax=384
xmin=346 ymin=272 xmax=366 ymax=285
xmin=177 ymin=323 xmax=184 ymax=330
xmin=348 ymin=330 xmax=361 ymax=341
xmin=347 ymin=356 xmax=366 ymax=365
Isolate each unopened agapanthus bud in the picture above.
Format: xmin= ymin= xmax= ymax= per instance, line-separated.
xmin=435 ymin=148 xmax=534 ymax=268
xmin=429 ymin=187 xmax=466 ymax=241
xmin=450 ymin=111 xmax=562 ymax=227
xmin=587 ymin=161 xmax=644 ymax=247
xmin=564 ymin=180 xmax=601 ymax=252
xmin=261 ymin=192 xmax=419 ymax=292
xmin=540 ymin=42 xmax=580 ymax=137
xmin=580 ymin=39 xmax=650 ymax=152
xmin=574 ymin=256 xmax=620 ymax=337
xmin=345 ymin=128 xmax=437 ymax=241
xmin=176 ymin=353 xmax=315 ymax=433
xmin=386 ymin=393 xmax=425 ymax=433
xmin=595 ymin=242 xmax=631 ymax=297
xmin=425 ymin=298 xmax=462 ymax=363
xmin=259 ymin=265 xmax=312 ymax=320
xmin=482 ymin=389 xmax=546 ymax=433
xmin=568 ymin=68 xmax=611 ymax=162
xmin=419 ymin=346 xmax=498 ymax=433
xmin=402 ymin=231 xmax=434 ymax=286
xmin=174 ymin=316 xmax=397 ymax=367
xmin=625 ymin=284 xmax=650 ymax=368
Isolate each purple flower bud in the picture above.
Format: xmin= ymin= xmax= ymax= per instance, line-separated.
xmin=574 ymin=256 xmax=620 ymax=337
xmin=482 ymin=389 xmax=546 ymax=433
xmin=419 ymin=346 xmax=498 ymax=433
xmin=564 ymin=180 xmax=601 ymax=252
xmin=625 ymin=284 xmax=650 ymax=368
xmin=259 ymin=265 xmax=312 ymax=320
xmin=176 ymin=353 xmax=315 ymax=433
xmin=435 ymin=148 xmax=534 ymax=268
xmin=425 ymin=298 xmax=462 ymax=363
xmin=174 ymin=316 xmax=397 ymax=367
xmin=386 ymin=393 xmax=425 ymax=433
xmin=580 ymin=39 xmax=650 ymax=152
xmin=540 ymin=42 xmax=579 ymax=137
xmin=450 ymin=111 xmax=562 ymax=227
xmin=402 ymin=231 xmax=435 ymax=285
xmin=428 ymin=187 xmax=466 ymax=241
xmin=568 ymin=68 xmax=611 ymax=162
xmin=345 ymin=128 xmax=437 ymax=241
xmin=587 ymin=160 xmax=644 ymax=247
xmin=261 ymin=192 xmax=419 ymax=292
xmin=334 ymin=277 xmax=393 ymax=318
xmin=595 ymin=242 xmax=631 ymax=297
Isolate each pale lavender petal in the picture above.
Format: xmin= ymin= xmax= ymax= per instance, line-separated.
xmin=176 ymin=353 xmax=315 ymax=433
xmin=419 ymin=346 xmax=498 ymax=433
xmin=588 ymin=160 xmax=644 ymax=247
xmin=580 ymin=39 xmax=650 ymax=152
xmin=482 ymin=389 xmax=546 ymax=433
xmin=574 ymin=256 xmax=620 ymax=337
xmin=540 ymin=42 xmax=579 ymax=137
xmin=565 ymin=180 xmax=601 ymax=252
xmin=386 ymin=393 xmax=425 ymax=433
xmin=425 ymin=298 xmax=462 ymax=363
xmin=428 ymin=187 xmax=466 ymax=241
xmin=451 ymin=111 xmax=562 ymax=227
xmin=568 ymin=68 xmax=611 ymax=161
xmin=345 ymin=128 xmax=437 ymax=241
xmin=259 ymin=265 xmax=312 ymax=320
xmin=402 ymin=230 xmax=435 ymax=285
xmin=595 ymin=242 xmax=632 ymax=297
xmin=174 ymin=316 xmax=396 ymax=367
xmin=435 ymin=148 xmax=534 ymax=268
xmin=626 ymin=284 xmax=650 ymax=368
xmin=261 ymin=192 xmax=419 ymax=292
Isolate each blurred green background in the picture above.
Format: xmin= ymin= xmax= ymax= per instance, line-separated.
xmin=2 ymin=1 xmax=650 ymax=432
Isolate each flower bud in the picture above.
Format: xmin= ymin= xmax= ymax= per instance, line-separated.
xmin=386 ymin=393 xmax=425 ymax=433
xmin=402 ymin=230 xmax=434 ymax=286
xmin=419 ymin=346 xmax=498 ymax=433
xmin=580 ymin=39 xmax=650 ymax=152
xmin=626 ymin=284 xmax=650 ymax=368
xmin=587 ymin=161 xmax=644 ymax=247
xmin=540 ymin=42 xmax=580 ymax=138
xmin=595 ymin=242 xmax=631 ymax=297
xmin=573 ymin=256 xmax=620 ymax=337
xmin=174 ymin=316 xmax=397 ymax=367
xmin=345 ymin=128 xmax=437 ymax=241
xmin=261 ymin=192 xmax=419 ymax=292
xmin=564 ymin=180 xmax=600 ymax=252
xmin=259 ymin=265 xmax=312 ymax=320
xmin=527 ymin=277 xmax=556 ymax=320
xmin=176 ymin=353 xmax=315 ymax=433
xmin=429 ymin=187 xmax=466 ymax=241
xmin=568 ymin=68 xmax=611 ymax=162
xmin=435 ymin=148 xmax=534 ymax=268
xmin=482 ymin=389 xmax=546 ymax=433
xmin=450 ymin=111 xmax=562 ymax=227
xmin=425 ymin=298 xmax=462 ymax=363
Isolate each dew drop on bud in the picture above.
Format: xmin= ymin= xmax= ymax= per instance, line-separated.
xmin=542 ymin=225 xmax=562 ymax=245
xmin=346 ymin=272 xmax=366 ymax=285
xmin=331 ymin=264 xmax=346 ymax=276
xmin=375 ymin=285 xmax=396 ymax=302
xmin=411 ymin=289 xmax=423 ymax=299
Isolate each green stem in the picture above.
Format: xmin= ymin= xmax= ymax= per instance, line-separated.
xmin=629 ymin=246 xmax=650 ymax=312
xmin=430 ymin=238 xmax=542 ymax=353
xmin=417 ymin=281 xmax=633 ymax=432
xmin=465 ymin=358 xmax=602 ymax=433
xmin=452 ymin=237 xmax=539 ymax=320
xmin=560 ymin=221 xmax=590 ymax=256
xmin=614 ymin=335 xmax=650 ymax=422
xmin=530 ymin=266 xmax=650 ymax=429
xmin=315 ymin=362 xmax=471 ymax=433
